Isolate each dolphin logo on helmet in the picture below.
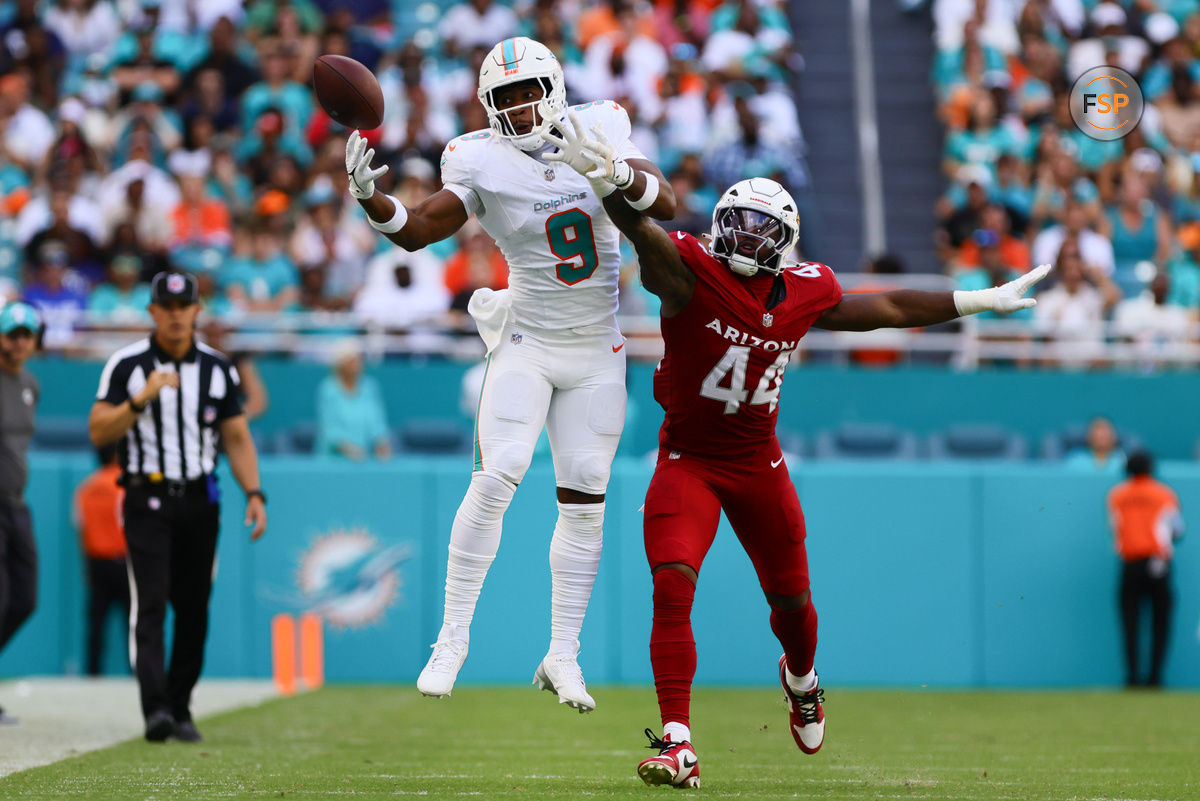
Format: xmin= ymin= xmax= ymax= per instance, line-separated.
xmin=709 ymin=178 xmax=801 ymax=277
xmin=477 ymin=37 xmax=567 ymax=152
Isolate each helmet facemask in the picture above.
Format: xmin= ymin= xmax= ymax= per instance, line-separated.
xmin=481 ymin=78 xmax=564 ymax=152
xmin=711 ymin=207 xmax=795 ymax=277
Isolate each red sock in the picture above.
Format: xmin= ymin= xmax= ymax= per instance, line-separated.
xmin=770 ymin=600 xmax=818 ymax=678
xmin=649 ymin=569 xmax=696 ymax=728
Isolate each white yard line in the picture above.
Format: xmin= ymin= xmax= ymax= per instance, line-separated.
xmin=0 ymin=676 xmax=277 ymax=778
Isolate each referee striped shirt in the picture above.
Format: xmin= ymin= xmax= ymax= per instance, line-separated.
xmin=95 ymin=337 xmax=243 ymax=480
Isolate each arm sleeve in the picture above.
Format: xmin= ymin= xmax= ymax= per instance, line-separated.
xmin=440 ymin=140 xmax=483 ymax=217
xmin=96 ymin=353 xmax=130 ymax=404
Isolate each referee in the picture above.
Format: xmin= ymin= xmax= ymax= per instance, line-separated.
xmin=88 ymin=271 xmax=267 ymax=743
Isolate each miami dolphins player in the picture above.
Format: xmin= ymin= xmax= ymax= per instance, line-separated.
xmin=345 ymin=36 xmax=675 ymax=712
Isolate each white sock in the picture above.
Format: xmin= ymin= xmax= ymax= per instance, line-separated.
xmin=547 ymin=502 xmax=604 ymax=654
xmin=663 ymin=721 xmax=691 ymax=744
xmin=786 ymin=665 xmax=818 ymax=695
xmin=438 ymin=472 xmax=516 ymax=643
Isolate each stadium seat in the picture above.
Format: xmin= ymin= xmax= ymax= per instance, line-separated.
xmin=927 ymin=425 xmax=1027 ymax=460
xmin=31 ymin=417 xmax=93 ymax=452
xmin=813 ymin=423 xmax=920 ymax=460
xmin=1041 ymin=425 xmax=1143 ymax=460
xmin=395 ymin=419 xmax=470 ymax=455
xmin=281 ymin=421 xmax=317 ymax=455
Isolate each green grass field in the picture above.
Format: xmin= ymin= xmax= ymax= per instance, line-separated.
xmin=2 ymin=685 xmax=1197 ymax=800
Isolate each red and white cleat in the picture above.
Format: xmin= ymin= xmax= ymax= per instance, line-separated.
xmin=779 ymin=655 xmax=825 ymax=754
xmin=637 ymin=728 xmax=700 ymax=789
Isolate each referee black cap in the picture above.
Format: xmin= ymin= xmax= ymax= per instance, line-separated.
xmin=151 ymin=271 xmax=199 ymax=305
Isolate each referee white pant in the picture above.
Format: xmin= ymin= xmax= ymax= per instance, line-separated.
xmin=436 ymin=318 xmax=627 ymax=657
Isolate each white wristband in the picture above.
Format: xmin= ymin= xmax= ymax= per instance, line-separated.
xmin=952 ymin=288 xmax=996 ymax=317
xmin=368 ymin=195 xmax=409 ymax=234
xmin=626 ymin=172 xmax=659 ymax=211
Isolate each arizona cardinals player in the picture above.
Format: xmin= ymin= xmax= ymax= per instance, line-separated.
xmin=542 ymin=117 xmax=1048 ymax=788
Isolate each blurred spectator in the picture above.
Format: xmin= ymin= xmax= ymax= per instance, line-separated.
xmin=98 ymin=133 xmax=179 ymax=250
xmin=1107 ymin=450 xmax=1183 ymax=688
xmin=444 ymin=222 xmax=508 ymax=312
xmin=296 ymin=265 xmax=349 ymax=312
xmin=1067 ymin=3 xmax=1148 ymax=80
xmin=1099 ymin=174 xmax=1171 ymax=297
xmin=702 ymin=0 xmax=791 ymax=81
xmin=291 ymin=180 xmax=373 ymax=304
xmin=72 ymin=443 xmax=129 ymax=677
xmin=938 ymin=164 xmax=992 ymax=251
xmin=168 ymin=150 xmax=233 ymax=266
xmin=23 ymin=242 xmax=88 ymax=349
xmin=438 ymin=0 xmax=518 ymax=60
xmin=1112 ymin=270 xmax=1192 ymax=368
xmin=225 ymin=224 xmax=300 ymax=313
xmin=1032 ymin=198 xmax=1115 ymax=278
xmin=315 ymin=340 xmax=391 ymax=461
xmin=583 ymin=4 xmax=668 ymax=115
xmin=87 ymin=253 xmax=152 ymax=324
xmin=184 ymin=17 xmax=259 ymax=99
xmin=240 ymin=46 xmax=313 ymax=136
xmin=354 ymin=245 xmax=450 ymax=329
xmin=0 ymin=73 xmax=54 ymax=171
xmin=705 ymin=94 xmax=814 ymax=256
xmin=24 ymin=188 xmax=103 ymax=284
xmin=44 ymin=0 xmax=122 ymax=61
xmin=180 ymin=70 xmax=239 ymax=135
xmin=1065 ymin=416 xmax=1125 ymax=474
xmin=111 ymin=21 xmax=181 ymax=105
xmin=956 ymin=206 xmax=1030 ymax=272
xmin=1033 ymin=241 xmax=1120 ymax=368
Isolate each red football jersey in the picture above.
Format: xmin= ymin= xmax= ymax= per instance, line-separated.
xmin=654 ymin=232 xmax=843 ymax=460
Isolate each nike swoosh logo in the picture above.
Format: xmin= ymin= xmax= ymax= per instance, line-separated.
xmin=675 ymin=232 xmax=685 ymax=239
xmin=681 ymin=755 xmax=697 ymax=768
xmin=771 ymin=457 xmax=784 ymax=468
xmin=447 ymin=143 xmax=457 ymax=151
xmin=612 ymin=343 xmax=624 ymax=353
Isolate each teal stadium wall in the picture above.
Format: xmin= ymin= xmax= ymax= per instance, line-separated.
xmin=3 ymin=454 xmax=1198 ymax=688
xmin=5 ymin=359 xmax=1199 ymax=687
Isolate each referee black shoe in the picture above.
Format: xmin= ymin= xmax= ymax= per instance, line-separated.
xmin=173 ymin=719 xmax=203 ymax=743
xmin=144 ymin=710 xmax=174 ymax=742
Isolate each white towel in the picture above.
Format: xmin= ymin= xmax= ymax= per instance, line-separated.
xmin=467 ymin=288 xmax=512 ymax=354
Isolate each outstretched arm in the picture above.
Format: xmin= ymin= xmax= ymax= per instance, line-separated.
xmin=600 ymin=192 xmax=694 ymax=317
xmin=347 ymin=132 xmax=468 ymax=251
xmin=815 ymin=264 xmax=1050 ymax=331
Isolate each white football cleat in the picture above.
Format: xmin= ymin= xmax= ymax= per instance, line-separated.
xmin=532 ymin=642 xmax=595 ymax=713
xmin=780 ymin=655 xmax=825 ymax=754
xmin=417 ymin=627 xmax=468 ymax=698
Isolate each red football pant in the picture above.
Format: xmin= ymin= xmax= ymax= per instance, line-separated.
xmin=644 ymin=442 xmax=816 ymax=728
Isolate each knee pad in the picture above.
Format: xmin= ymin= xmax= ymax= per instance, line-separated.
xmin=558 ymin=450 xmax=615 ymax=495
xmin=456 ymin=471 xmax=517 ymax=529
xmin=480 ymin=440 xmax=536 ymax=486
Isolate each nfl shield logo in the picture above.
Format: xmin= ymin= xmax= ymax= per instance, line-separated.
xmin=511 ymin=333 xmax=523 ymax=344
xmin=544 ymin=168 xmax=555 ymax=181
xmin=167 ymin=274 xmax=186 ymax=294
xmin=204 ymin=406 xmax=217 ymax=424
xmin=762 ymin=312 xmax=774 ymax=328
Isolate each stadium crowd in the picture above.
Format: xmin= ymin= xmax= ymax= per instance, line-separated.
xmin=0 ymin=0 xmax=808 ymax=348
xmin=933 ymin=0 xmax=1200 ymax=366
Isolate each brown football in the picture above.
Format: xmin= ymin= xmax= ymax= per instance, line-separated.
xmin=312 ymin=54 xmax=384 ymax=130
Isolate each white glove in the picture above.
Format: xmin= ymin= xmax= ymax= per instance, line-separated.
xmin=953 ymin=263 xmax=1051 ymax=316
xmin=580 ymin=123 xmax=634 ymax=191
xmin=540 ymin=108 xmax=602 ymax=176
xmin=345 ymin=131 xmax=387 ymax=200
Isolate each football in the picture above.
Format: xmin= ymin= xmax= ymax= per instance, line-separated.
xmin=312 ymin=54 xmax=385 ymax=130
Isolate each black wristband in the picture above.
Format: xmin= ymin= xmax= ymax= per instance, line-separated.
xmin=128 ymin=397 xmax=147 ymax=414
xmin=246 ymin=489 xmax=267 ymax=504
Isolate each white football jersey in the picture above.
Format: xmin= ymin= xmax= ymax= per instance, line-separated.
xmin=440 ymin=100 xmax=644 ymax=331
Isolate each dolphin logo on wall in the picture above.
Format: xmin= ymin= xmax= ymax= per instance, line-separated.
xmin=296 ymin=529 xmax=413 ymax=628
